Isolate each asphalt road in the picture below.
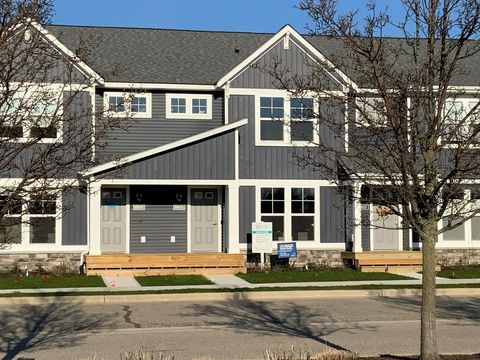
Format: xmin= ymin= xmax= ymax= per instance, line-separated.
xmin=1 ymin=295 xmax=479 ymax=360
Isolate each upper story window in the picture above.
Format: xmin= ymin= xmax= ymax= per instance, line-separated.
xmin=257 ymin=96 xmax=318 ymax=145
xmin=443 ymin=99 xmax=480 ymax=143
xmin=0 ymin=88 xmax=62 ymax=141
xmin=104 ymin=92 xmax=152 ymax=118
xmin=357 ymin=97 xmax=386 ymax=127
xmin=166 ymin=94 xmax=212 ymax=119
xmin=260 ymin=97 xmax=284 ymax=141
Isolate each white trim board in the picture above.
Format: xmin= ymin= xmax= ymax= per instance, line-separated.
xmin=82 ymin=118 xmax=248 ymax=177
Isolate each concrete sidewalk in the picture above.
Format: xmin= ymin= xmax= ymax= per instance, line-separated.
xmin=0 ymin=273 xmax=479 ymax=295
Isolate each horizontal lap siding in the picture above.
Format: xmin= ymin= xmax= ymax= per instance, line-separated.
xmin=239 ymin=186 xmax=255 ymax=244
xmin=102 ymin=131 xmax=235 ymax=179
xmin=129 ymin=186 xmax=187 ymax=253
xmin=62 ymin=188 xmax=87 ymax=245
xmin=96 ymin=91 xmax=224 ymax=162
xmin=320 ymin=187 xmax=346 ymax=243
xmin=230 ymin=95 xmax=328 ymax=179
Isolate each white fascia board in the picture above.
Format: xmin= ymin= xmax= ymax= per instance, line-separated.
xmin=82 ymin=118 xmax=248 ymax=177
xmin=28 ymin=21 xmax=104 ymax=84
xmin=216 ymin=24 xmax=357 ymax=90
xmin=103 ymin=82 xmax=217 ymax=91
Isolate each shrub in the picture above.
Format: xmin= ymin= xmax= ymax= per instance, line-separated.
xmin=51 ymin=262 xmax=79 ymax=276
xmin=121 ymin=350 xmax=174 ymax=360
xmin=9 ymin=263 xmax=23 ymax=276
xmin=263 ymin=348 xmax=358 ymax=360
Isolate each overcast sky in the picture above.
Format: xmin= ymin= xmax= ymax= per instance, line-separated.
xmin=52 ymin=0 xmax=405 ymax=35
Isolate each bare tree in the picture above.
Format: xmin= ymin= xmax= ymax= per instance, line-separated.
xmin=265 ymin=1 xmax=480 ymax=359
xmin=0 ymin=0 xmax=129 ymax=248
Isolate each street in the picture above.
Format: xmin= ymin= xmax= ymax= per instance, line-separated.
xmin=1 ymin=295 xmax=479 ymax=360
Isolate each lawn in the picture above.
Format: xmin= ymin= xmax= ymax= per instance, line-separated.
xmin=0 ymin=274 xmax=105 ymax=289
xmin=436 ymin=266 xmax=480 ymax=279
xmin=237 ymin=269 xmax=412 ymax=283
xmin=135 ymin=275 xmax=213 ymax=286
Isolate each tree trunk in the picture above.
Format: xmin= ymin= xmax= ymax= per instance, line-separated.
xmin=420 ymin=218 xmax=439 ymax=360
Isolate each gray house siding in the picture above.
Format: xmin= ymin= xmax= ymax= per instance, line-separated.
xmin=230 ymin=95 xmax=333 ymax=179
xmin=129 ymin=186 xmax=187 ymax=253
xmin=361 ymin=205 xmax=371 ymax=251
xmin=239 ymin=186 xmax=255 ymax=244
xmin=231 ymin=40 xmax=342 ymax=91
xmin=61 ymin=188 xmax=87 ymax=246
xmin=96 ymin=90 xmax=224 ymax=163
xmin=100 ymin=130 xmax=235 ymax=180
xmin=320 ymin=187 xmax=345 ymax=243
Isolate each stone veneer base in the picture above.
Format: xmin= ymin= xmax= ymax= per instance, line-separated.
xmin=0 ymin=252 xmax=82 ymax=273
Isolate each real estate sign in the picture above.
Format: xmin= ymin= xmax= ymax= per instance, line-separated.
xmin=277 ymin=242 xmax=297 ymax=259
xmin=252 ymin=222 xmax=273 ymax=253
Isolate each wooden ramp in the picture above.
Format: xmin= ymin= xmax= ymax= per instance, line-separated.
xmin=85 ymin=253 xmax=246 ymax=276
xmin=341 ymin=251 xmax=440 ymax=273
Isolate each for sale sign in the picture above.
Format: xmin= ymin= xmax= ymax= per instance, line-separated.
xmin=251 ymin=222 xmax=273 ymax=253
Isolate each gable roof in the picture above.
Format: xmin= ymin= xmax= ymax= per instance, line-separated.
xmin=45 ymin=24 xmax=480 ymax=87
xmin=82 ymin=118 xmax=248 ymax=177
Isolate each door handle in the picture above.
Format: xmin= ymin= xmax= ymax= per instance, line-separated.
xmin=212 ymin=223 xmax=217 ymax=225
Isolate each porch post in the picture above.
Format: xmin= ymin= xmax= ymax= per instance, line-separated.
xmin=89 ymin=181 xmax=102 ymax=255
xmin=227 ymin=184 xmax=240 ymax=254
xmin=353 ymin=182 xmax=363 ymax=252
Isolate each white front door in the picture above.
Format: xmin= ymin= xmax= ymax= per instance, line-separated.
xmin=100 ymin=188 xmax=127 ymax=253
xmin=190 ymin=188 xmax=219 ymax=253
xmin=371 ymin=205 xmax=400 ymax=250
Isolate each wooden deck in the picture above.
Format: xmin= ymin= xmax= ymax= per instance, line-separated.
xmin=85 ymin=253 xmax=246 ymax=276
xmin=341 ymin=251 xmax=440 ymax=273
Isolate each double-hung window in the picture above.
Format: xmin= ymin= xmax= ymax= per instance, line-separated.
xmin=166 ymin=94 xmax=212 ymax=119
xmin=105 ymin=92 xmax=152 ymax=118
xmin=260 ymin=187 xmax=285 ymax=241
xmin=291 ymin=188 xmax=315 ymax=241
xmin=443 ymin=99 xmax=480 ymax=143
xmin=0 ymin=195 xmax=22 ymax=244
xmin=28 ymin=195 xmax=57 ymax=244
xmin=290 ymin=98 xmax=314 ymax=142
xmin=260 ymin=97 xmax=284 ymax=141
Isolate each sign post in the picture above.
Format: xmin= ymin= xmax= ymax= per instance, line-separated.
xmin=252 ymin=222 xmax=273 ymax=267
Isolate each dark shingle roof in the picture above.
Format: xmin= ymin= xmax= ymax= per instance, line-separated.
xmin=46 ymin=24 xmax=480 ymax=87
xmin=46 ymin=25 xmax=272 ymax=84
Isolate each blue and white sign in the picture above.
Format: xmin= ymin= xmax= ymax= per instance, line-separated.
xmin=252 ymin=222 xmax=273 ymax=253
xmin=277 ymin=242 xmax=297 ymax=259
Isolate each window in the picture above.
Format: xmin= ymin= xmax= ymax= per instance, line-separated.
xmin=260 ymin=187 xmax=285 ymax=241
xmin=105 ymin=92 xmax=152 ymax=118
xmin=443 ymin=99 xmax=480 ymax=143
xmin=260 ymin=97 xmax=284 ymax=141
xmin=0 ymin=89 xmax=62 ymax=140
xmin=166 ymin=94 xmax=212 ymax=119
xmin=357 ymin=97 xmax=386 ymax=127
xmin=28 ymin=195 xmax=57 ymax=244
xmin=291 ymin=188 xmax=315 ymax=241
xmin=0 ymin=195 xmax=22 ymax=244
xmin=290 ymin=98 xmax=314 ymax=141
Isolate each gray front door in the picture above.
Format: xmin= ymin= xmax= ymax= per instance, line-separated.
xmin=372 ymin=205 xmax=400 ymax=250
xmin=190 ymin=188 xmax=219 ymax=253
xmin=101 ymin=188 xmax=127 ymax=253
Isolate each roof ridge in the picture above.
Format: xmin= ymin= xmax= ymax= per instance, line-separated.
xmin=46 ymin=23 xmax=276 ymax=36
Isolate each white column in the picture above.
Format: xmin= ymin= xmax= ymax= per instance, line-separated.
xmin=227 ymin=184 xmax=240 ymax=254
xmin=353 ymin=182 xmax=363 ymax=252
xmin=89 ymin=181 xmax=102 ymax=255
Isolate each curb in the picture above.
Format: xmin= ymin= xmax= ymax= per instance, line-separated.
xmin=0 ymin=287 xmax=479 ymax=305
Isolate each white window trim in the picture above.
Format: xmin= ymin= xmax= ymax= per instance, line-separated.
xmin=103 ymin=91 xmax=152 ymax=118
xmin=0 ymin=88 xmax=64 ymax=144
xmin=442 ymin=98 xmax=480 ymax=148
xmin=255 ymin=185 xmax=321 ymax=247
xmin=255 ymin=95 xmax=319 ymax=147
xmin=165 ymin=93 xmax=213 ymax=119
xmin=0 ymin=192 xmax=62 ymax=251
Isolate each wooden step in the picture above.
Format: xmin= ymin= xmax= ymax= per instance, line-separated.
xmin=85 ymin=253 xmax=246 ymax=276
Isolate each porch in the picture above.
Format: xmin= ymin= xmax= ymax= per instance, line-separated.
xmin=85 ymin=253 xmax=246 ymax=276
xmin=341 ymin=251 xmax=426 ymax=273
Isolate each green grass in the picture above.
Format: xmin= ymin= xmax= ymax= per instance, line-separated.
xmin=0 ymin=274 xmax=105 ymax=289
xmin=237 ymin=269 xmax=413 ymax=284
xmin=436 ymin=266 xmax=480 ymax=279
xmin=135 ymin=275 xmax=213 ymax=286
xmin=1 ymin=283 xmax=479 ymax=298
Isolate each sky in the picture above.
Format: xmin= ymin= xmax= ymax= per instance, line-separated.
xmin=52 ymin=0 xmax=405 ymax=35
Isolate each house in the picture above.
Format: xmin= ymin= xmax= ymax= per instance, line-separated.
xmin=1 ymin=22 xmax=479 ymax=274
